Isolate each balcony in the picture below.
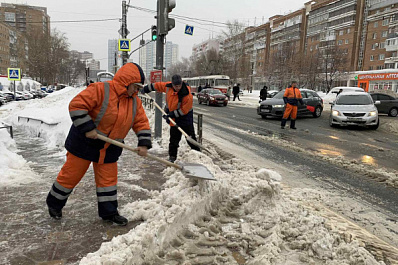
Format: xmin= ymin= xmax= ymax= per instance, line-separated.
xmin=386 ymin=37 xmax=398 ymax=52
xmin=384 ymin=56 xmax=398 ymax=64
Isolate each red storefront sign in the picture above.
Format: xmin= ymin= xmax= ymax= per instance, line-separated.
xmin=358 ymin=73 xmax=398 ymax=80
xmin=150 ymin=70 xmax=162 ymax=83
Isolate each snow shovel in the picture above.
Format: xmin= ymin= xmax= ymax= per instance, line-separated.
xmin=142 ymin=94 xmax=209 ymax=153
xmin=97 ymin=134 xmax=216 ymax=181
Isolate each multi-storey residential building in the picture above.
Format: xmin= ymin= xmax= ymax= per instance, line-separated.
xmin=0 ymin=23 xmax=11 ymax=75
xmin=191 ymin=39 xmax=223 ymax=60
xmin=364 ymin=0 xmax=398 ymax=70
xmin=0 ymin=3 xmax=50 ymax=34
xmin=108 ymin=39 xmax=119 ymax=73
xmin=139 ymin=41 xmax=179 ymax=81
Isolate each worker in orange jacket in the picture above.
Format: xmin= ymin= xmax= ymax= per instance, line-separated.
xmin=281 ymin=81 xmax=304 ymax=129
xmin=142 ymin=74 xmax=200 ymax=162
xmin=46 ymin=63 xmax=151 ymax=226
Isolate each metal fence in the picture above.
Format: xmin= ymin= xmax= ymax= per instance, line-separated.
xmin=139 ymin=95 xmax=203 ymax=143
xmin=0 ymin=123 xmax=13 ymax=138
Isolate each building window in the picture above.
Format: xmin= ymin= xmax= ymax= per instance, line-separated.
xmin=347 ymin=28 xmax=350 ymax=34
xmin=380 ymin=42 xmax=385 ymax=49
xmin=379 ymin=54 xmax=385 ymax=60
xmin=5 ymin=12 xmax=16 ymax=22
xmin=382 ymin=19 xmax=389 ymax=26
xmin=370 ymin=55 xmax=374 ymax=61
xmin=382 ymin=31 xmax=388 ymax=38
xmin=374 ymin=22 xmax=378 ymax=28
xmin=376 ymin=65 xmax=384 ymax=70
xmin=373 ymin=33 xmax=377 ymax=39
xmin=372 ymin=44 xmax=377 ymax=50
xmin=339 ymin=30 xmax=344 ymax=36
xmin=369 ymin=66 xmax=373 ymax=70
xmin=345 ymin=39 xmax=349 ymax=44
xmin=338 ymin=40 xmax=343 ymax=45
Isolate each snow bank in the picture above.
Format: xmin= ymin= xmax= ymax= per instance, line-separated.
xmin=0 ymin=127 xmax=38 ymax=186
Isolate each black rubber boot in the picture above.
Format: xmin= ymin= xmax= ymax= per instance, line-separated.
xmin=103 ymin=213 xmax=128 ymax=226
xmin=290 ymin=120 xmax=297 ymax=129
xmin=48 ymin=207 xmax=62 ymax=220
xmin=281 ymin=119 xmax=287 ymax=129
xmin=168 ymin=156 xmax=176 ymax=163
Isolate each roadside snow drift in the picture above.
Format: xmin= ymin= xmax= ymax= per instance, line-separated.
xmin=0 ymin=87 xmax=385 ymax=264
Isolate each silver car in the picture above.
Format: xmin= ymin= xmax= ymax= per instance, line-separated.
xmin=329 ymin=92 xmax=380 ymax=130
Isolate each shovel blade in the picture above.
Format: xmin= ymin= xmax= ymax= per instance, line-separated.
xmin=181 ymin=163 xmax=216 ymax=181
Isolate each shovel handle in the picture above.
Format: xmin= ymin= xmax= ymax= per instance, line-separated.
xmin=142 ymin=93 xmax=209 ymax=152
xmin=97 ymin=134 xmax=182 ymax=170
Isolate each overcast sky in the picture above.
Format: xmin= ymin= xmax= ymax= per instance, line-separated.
xmin=6 ymin=0 xmax=304 ymax=70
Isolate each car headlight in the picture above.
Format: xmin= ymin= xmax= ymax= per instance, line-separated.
xmin=332 ymin=110 xmax=340 ymax=116
xmin=210 ymin=97 xmax=214 ymax=100
xmin=273 ymin=104 xmax=285 ymax=108
xmin=369 ymin=111 xmax=377 ymax=116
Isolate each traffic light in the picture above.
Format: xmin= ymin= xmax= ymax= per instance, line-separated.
xmin=151 ymin=25 xmax=157 ymax=41
xmin=158 ymin=0 xmax=176 ymax=35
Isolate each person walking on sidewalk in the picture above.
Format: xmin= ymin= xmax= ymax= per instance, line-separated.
xmin=46 ymin=63 xmax=152 ymax=226
xmin=259 ymin=85 xmax=268 ymax=102
xmin=233 ymin=83 xmax=242 ymax=101
xmin=142 ymin=74 xmax=200 ymax=162
xmin=281 ymin=81 xmax=304 ymax=130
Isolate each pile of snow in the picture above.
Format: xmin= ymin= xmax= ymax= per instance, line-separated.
xmin=0 ymin=126 xmax=38 ymax=186
xmin=0 ymin=86 xmax=386 ymax=264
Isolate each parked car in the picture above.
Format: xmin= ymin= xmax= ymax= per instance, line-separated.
xmin=323 ymin=86 xmax=365 ymax=105
xmin=329 ymin=92 xmax=379 ymax=129
xmin=257 ymin=89 xmax=324 ymax=119
xmin=13 ymin=91 xmax=24 ymax=101
xmin=197 ymin=89 xmax=228 ymax=106
xmin=370 ymin=92 xmax=398 ymax=117
xmin=0 ymin=94 xmax=6 ymax=106
xmin=267 ymin=90 xmax=279 ymax=98
xmin=0 ymin=91 xmax=14 ymax=102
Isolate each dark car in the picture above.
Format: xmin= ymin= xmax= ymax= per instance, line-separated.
xmin=197 ymin=89 xmax=228 ymax=106
xmin=257 ymin=89 xmax=324 ymax=119
xmin=370 ymin=93 xmax=398 ymax=117
xmin=0 ymin=91 xmax=14 ymax=102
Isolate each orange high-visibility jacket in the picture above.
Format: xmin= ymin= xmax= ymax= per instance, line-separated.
xmin=65 ymin=63 xmax=151 ymax=163
xmin=149 ymin=82 xmax=194 ymax=126
xmin=283 ymin=86 xmax=303 ymax=106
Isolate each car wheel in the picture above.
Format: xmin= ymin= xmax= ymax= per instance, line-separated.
xmin=388 ymin=107 xmax=398 ymax=117
xmin=261 ymin=115 xmax=267 ymax=119
xmin=223 ymin=102 xmax=228 ymax=106
xmin=313 ymin=106 xmax=322 ymax=118
xmin=207 ymin=100 xmax=210 ymax=106
xmin=370 ymin=118 xmax=379 ymax=130
xmin=198 ymin=99 xmax=202 ymax=104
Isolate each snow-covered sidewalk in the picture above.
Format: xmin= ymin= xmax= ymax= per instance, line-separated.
xmin=0 ymin=88 xmax=393 ymax=264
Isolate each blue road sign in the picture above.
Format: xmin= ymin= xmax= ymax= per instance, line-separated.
xmin=185 ymin=25 xmax=194 ymax=36
xmin=118 ymin=39 xmax=131 ymax=51
xmin=8 ymin=68 xmax=21 ymax=81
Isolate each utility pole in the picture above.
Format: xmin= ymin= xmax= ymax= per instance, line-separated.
xmin=154 ymin=0 xmax=176 ymax=139
xmin=121 ymin=1 xmax=128 ymax=65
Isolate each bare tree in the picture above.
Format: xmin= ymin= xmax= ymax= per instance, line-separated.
xmin=167 ymin=57 xmax=194 ymax=77
xmin=221 ymin=20 xmax=246 ymax=81
xmin=194 ymin=48 xmax=225 ymax=76
xmin=317 ymin=44 xmax=349 ymax=92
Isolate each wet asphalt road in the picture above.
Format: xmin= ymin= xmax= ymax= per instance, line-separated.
xmin=194 ymin=100 xmax=398 ymax=216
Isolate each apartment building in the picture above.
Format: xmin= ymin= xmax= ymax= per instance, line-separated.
xmin=191 ymin=39 xmax=223 ymax=60
xmin=364 ymin=0 xmax=398 ymax=70
xmin=0 ymin=3 xmax=50 ymax=34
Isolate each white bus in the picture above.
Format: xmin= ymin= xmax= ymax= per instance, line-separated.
xmin=182 ymin=75 xmax=230 ymax=94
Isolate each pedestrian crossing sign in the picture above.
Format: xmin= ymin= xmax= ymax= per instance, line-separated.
xmin=185 ymin=25 xmax=194 ymax=36
xmin=7 ymin=68 xmax=21 ymax=81
xmin=118 ymin=39 xmax=131 ymax=51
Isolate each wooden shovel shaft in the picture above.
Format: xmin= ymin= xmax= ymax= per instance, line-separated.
xmin=96 ymin=134 xmax=182 ymax=170
xmin=142 ymin=93 xmax=208 ymax=152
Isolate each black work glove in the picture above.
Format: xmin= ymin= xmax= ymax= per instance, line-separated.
xmin=162 ymin=114 xmax=171 ymax=124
